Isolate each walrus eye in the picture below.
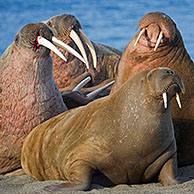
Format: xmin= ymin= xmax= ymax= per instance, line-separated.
xmin=47 ymin=21 xmax=52 ymax=27
xmin=147 ymin=73 xmax=152 ymax=81
xmin=14 ymin=34 xmax=19 ymax=45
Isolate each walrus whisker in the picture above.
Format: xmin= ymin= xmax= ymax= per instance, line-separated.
xmin=176 ymin=93 xmax=182 ymax=109
xmin=134 ymin=28 xmax=145 ymax=46
xmin=70 ymin=29 xmax=89 ymax=69
xmin=154 ymin=31 xmax=163 ymax=51
xmin=37 ymin=36 xmax=67 ymax=62
xmin=79 ymin=29 xmax=97 ymax=69
xmin=86 ymin=80 xmax=115 ymax=100
xmin=73 ymin=76 xmax=91 ymax=92
xmin=52 ymin=36 xmax=87 ymax=64
xmin=162 ymin=92 xmax=168 ymax=109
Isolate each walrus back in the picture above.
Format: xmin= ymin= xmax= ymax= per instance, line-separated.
xmin=21 ymin=97 xmax=105 ymax=180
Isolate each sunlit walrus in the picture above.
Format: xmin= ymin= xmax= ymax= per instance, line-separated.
xmin=111 ymin=12 xmax=194 ymax=167
xmin=0 ymin=22 xmax=110 ymax=174
xmin=22 ymin=67 xmax=184 ymax=191
xmin=43 ymin=14 xmax=122 ymax=90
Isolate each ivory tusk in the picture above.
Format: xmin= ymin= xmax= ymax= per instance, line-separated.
xmin=79 ymin=29 xmax=97 ymax=69
xmin=86 ymin=80 xmax=115 ymax=100
xmin=162 ymin=92 xmax=168 ymax=109
xmin=154 ymin=31 xmax=163 ymax=51
xmin=134 ymin=28 xmax=146 ymax=46
xmin=70 ymin=29 xmax=89 ymax=69
xmin=37 ymin=36 xmax=67 ymax=62
xmin=52 ymin=36 xmax=87 ymax=64
xmin=73 ymin=77 xmax=92 ymax=92
xmin=176 ymin=93 xmax=182 ymax=109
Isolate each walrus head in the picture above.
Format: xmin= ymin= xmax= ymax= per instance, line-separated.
xmin=146 ymin=67 xmax=185 ymax=109
xmin=134 ymin=12 xmax=177 ymax=51
xmin=44 ymin=14 xmax=97 ymax=69
xmin=112 ymin=12 xmax=186 ymax=93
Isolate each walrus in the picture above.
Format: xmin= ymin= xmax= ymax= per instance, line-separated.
xmin=21 ymin=67 xmax=184 ymax=191
xmin=0 ymin=22 xmax=104 ymax=174
xmin=43 ymin=14 xmax=122 ymax=90
xmin=111 ymin=12 xmax=194 ymax=167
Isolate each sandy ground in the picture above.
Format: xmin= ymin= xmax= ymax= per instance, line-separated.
xmin=0 ymin=164 xmax=194 ymax=194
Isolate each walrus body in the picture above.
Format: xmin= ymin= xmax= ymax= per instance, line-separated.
xmin=111 ymin=12 xmax=194 ymax=167
xmin=45 ymin=14 xmax=122 ymax=90
xmin=22 ymin=67 xmax=184 ymax=191
xmin=0 ymin=23 xmax=68 ymax=174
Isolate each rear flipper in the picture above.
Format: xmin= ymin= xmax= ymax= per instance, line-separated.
xmin=159 ymin=153 xmax=179 ymax=186
xmin=44 ymin=162 xmax=93 ymax=191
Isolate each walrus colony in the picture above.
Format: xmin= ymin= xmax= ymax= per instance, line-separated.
xmin=21 ymin=67 xmax=184 ymax=191
xmin=0 ymin=22 xmax=113 ymax=174
xmin=111 ymin=12 xmax=194 ymax=167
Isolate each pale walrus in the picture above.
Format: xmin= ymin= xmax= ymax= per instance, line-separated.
xmin=21 ymin=67 xmax=184 ymax=191
xmin=111 ymin=12 xmax=194 ymax=167
xmin=0 ymin=22 xmax=99 ymax=174
xmin=43 ymin=14 xmax=122 ymax=90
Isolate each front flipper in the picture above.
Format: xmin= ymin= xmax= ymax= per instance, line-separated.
xmin=44 ymin=162 xmax=93 ymax=191
xmin=159 ymin=153 xmax=179 ymax=186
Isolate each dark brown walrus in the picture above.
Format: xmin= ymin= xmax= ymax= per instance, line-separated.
xmin=44 ymin=14 xmax=122 ymax=90
xmin=21 ymin=67 xmax=184 ymax=191
xmin=0 ymin=22 xmax=99 ymax=174
xmin=111 ymin=12 xmax=194 ymax=167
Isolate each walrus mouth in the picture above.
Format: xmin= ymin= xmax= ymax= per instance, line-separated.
xmin=43 ymin=20 xmax=97 ymax=69
xmin=134 ymin=28 xmax=163 ymax=51
xmin=160 ymin=82 xmax=184 ymax=109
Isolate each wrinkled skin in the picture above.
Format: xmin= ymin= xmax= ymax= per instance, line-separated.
xmin=111 ymin=12 xmax=194 ymax=167
xmin=22 ymin=67 xmax=183 ymax=191
xmin=45 ymin=14 xmax=122 ymax=91
xmin=0 ymin=23 xmax=67 ymax=174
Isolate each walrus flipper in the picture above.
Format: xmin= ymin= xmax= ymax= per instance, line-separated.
xmin=158 ymin=153 xmax=179 ymax=186
xmin=44 ymin=162 xmax=92 ymax=191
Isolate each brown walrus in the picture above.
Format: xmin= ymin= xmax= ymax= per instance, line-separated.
xmin=21 ymin=67 xmax=184 ymax=191
xmin=111 ymin=12 xmax=194 ymax=167
xmin=0 ymin=22 xmax=98 ymax=174
xmin=44 ymin=14 xmax=122 ymax=90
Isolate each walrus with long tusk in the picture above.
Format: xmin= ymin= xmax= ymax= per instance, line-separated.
xmin=111 ymin=12 xmax=194 ymax=167
xmin=22 ymin=67 xmax=184 ymax=191
xmin=43 ymin=14 xmax=122 ymax=90
xmin=0 ymin=22 xmax=110 ymax=174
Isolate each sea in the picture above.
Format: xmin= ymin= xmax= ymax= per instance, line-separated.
xmin=1 ymin=0 xmax=194 ymax=59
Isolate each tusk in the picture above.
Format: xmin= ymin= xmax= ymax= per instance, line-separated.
xmin=162 ymin=92 xmax=168 ymax=109
xmin=154 ymin=31 xmax=163 ymax=51
xmin=37 ymin=36 xmax=67 ymax=62
xmin=79 ymin=29 xmax=97 ymax=69
xmin=70 ymin=29 xmax=89 ymax=69
xmin=52 ymin=36 xmax=87 ymax=64
xmin=73 ymin=76 xmax=91 ymax=92
xmin=176 ymin=93 xmax=182 ymax=109
xmin=134 ymin=28 xmax=145 ymax=46
xmin=86 ymin=80 xmax=115 ymax=100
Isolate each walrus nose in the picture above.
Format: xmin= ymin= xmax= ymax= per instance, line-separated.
xmin=165 ymin=69 xmax=174 ymax=75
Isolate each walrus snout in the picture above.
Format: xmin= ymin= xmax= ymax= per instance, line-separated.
xmin=134 ymin=12 xmax=177 ymax=51
xmin=147 ymin=67 xmax=184 ymax=109
xmin=138 ymin=12 xmax=176 ymax=41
